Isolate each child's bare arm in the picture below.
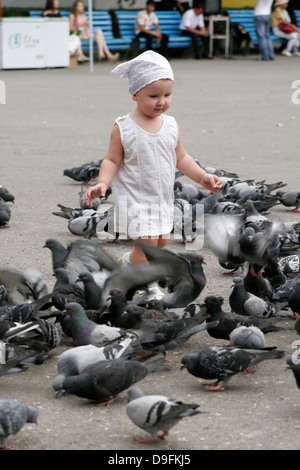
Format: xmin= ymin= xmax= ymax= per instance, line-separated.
xmin=85 ymin=124 xmax=123 ymax=205
xmin=175 ymin=123 xmax=222 ymax=193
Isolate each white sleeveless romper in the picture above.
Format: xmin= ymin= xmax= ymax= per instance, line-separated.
xmin=113 ymin=113 xmax=178 ymax=238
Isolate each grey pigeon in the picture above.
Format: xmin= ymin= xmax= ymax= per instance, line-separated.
xmin=126 ymin=386 xmax=201 ymax=443
xmin=52 ymin=334 xmax=139 ymax=393
xmin=67 ymin=206 xmax=114 ymax=240
xmin=0 ymin=342 xmax=45 ymax=376
xmin=0 ymin=197 xmax=11 ymax=227
xmin=132 ymin=244 xmax=207 ymax=309
xmin=276 ymin=190 xmax=300 ymax=212
xmin=285 ymin=355 xmax=300 ymax=390
xmin=57 ymin=356 xmax=168 ymax=404
xmin=0 ymin=398 xmax=38 ymax=449
xmin=229 ymin=325 xmax=268 ymax=349
xmin=278 ymin=254 xmax=300 ymax=278
xmin=229 ymin=277 xmax=289 ymax=318
xmin=0 ymin=268 xmax=49 ymax=306
xmin=52 ymin=268 xmax=85 ymax=311
xmin=243 ymin=264 xmax=273 ymax=300
xmin=0 ymin=294 xmax=53 ymax=325
xmin=244 ymin=199 xmax=269 ymax=227
xmin=295 ymin=314 xmax=300 ymax=337
xmin=67 ymin=209 xmax=101 ymax=239
xmin=287 ymin=277 xmax=300 ymax=318
xmin=0 ymin=186 xmax=15 ymax=203
xmin=283 ymin=221 xmax=300 ymax=243
xmin=44 ymin=238 xmax=118 ymax=284
xmin=181 ymin=346 xmax=284 ymax=390
xmin=204 ymin=214 xmax=246 ymax=274
xmin=239 ymin=221 xmax=282 ymax=270
xmin=114 ymin=304 xmax=219 ymax=353
xmin=65 ymin=302 xmax=126 ymax=346
xmin=63 ymin=159 xmax=102 ymax=183
xmin=203 ymin=295 xmax=281 ymax=341
xmin=76 ymin=271 xmax=103 ymax=310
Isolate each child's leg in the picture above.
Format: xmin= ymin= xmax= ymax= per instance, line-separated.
xmin=129 ymin=234 xmax=169 ymax=265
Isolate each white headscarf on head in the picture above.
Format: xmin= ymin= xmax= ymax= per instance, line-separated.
xmin=111 ymin=50 xmax=174 ymax=96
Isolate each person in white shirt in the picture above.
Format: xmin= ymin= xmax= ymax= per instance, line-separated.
xmin=179 ymin=0 xmax=210 ymax=59
xmin=254 ymin=0 xmax=275 ymax=60
xmin=134 ymin=0 xmax=169 ymax=57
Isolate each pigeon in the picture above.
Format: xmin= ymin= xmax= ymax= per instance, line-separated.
xmin=276 ymin=190 xmax=300 ymax=212
xmin=56 ymin=356 xmax=168 ymax=405
xmin=203 ymin=295 xmax=281 ymax=341
xmin=287 ymin=277 xmax=300 ymax=318
xmin=0 ymin=342 xmax=46 ymax=376
xmin=62 ymin=202 xmax=115 ymax=240
xmin=52 ymin=334 xmax=139 ymax=393
xmin=51 ymin=268 xmax=86 ymax=311
xmin=243 ymin=264 xmax=273 ymax=300
xmin=6 ymin=316 xmax=62 ymax=355
xmin=0 ymin=268 xmax=49 ymax=305
xmin=65 ymin=302 xmax=126 ymax=346
xmin=204 ymin=214 xmax=246 ymax=274
xmin=133 ymin=244 xmax=207 ymax=309
xmin=197 ymin=162 xmax=239 ymax=179
xmin=229 ymin=277 xmax=288 ymax=318
xmin=0 ymin=398 xmax=38 ymax=450
xmin=0 ymin=294 xmax=53 ymax=325
xmin=239 ymin=221 xmax=282 ymax=271
xmin=173 ymin=198 xmax=199 ymax=244
xmin=283 ymin=222 xmax=300 ymax=243
xmin=115 ymin=304 xmax=219 ymax=352
xmin=229 ymin=325 xmax=268 ymax=349
xmin=278 ymin=254 xmax=300 ymax=278
xmin=0 ymin=198 xmax=11 ymax=227
xmin=76 ymin=272 xmax=103 ymax=310
xmin=285 ymin=355 xmax=300 ymax=390
xmin=295 ymin=316 xmax=300 ymax=336
xmin=0 ymin=186 xmax=15 ymax=203
xmin=67 ymin=210 xmax=103 ymax=239
xmin=244 ymin=199 xmax=269 ymax=228
xmin=78 ymin=188 xmax=102 ymax=210
xmin=181 ymin=346 xmax=284 ymax=390
xmin=44 ymin=238 xmax=118 ymax=284
xmin=63 ymin=159 xmax=102 ymax=183
xmin=126 ymin=386 xmax=201 ymax=443
xmin=174 ymin=181 xmax=204 ymax=202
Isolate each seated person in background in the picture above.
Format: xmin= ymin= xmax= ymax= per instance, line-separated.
xmin=42 ymin=0 xmax=61 ymax=17
xmin=134 ymin=0 xmax=169 ymax=57
xmin=155 ymin=0 xmax=190 ymax=14
xmin=69 ymin=0 xmax=119 ymax=62
xmin=42 ymin=0 xmax=83 ymax=59
xmin=272 ymin=0 xmax=300 ymax=56
xmin=179 ymin=0 xmax=210 ymax=58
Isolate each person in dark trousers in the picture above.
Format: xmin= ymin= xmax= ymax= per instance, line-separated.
xmin=179 ymin=0 xmax=210 ymax=59
xmin=134 ymin=0 xmax=169 ymax=57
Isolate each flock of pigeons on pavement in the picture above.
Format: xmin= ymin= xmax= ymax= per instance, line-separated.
xmin=0 ymin=159 xmax=300 ymax=449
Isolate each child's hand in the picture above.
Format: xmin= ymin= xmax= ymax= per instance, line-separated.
xmin=85 ymin=182 xmax=108 ymax=206
xmin=200 ymin=173 xmax=223 ymax=194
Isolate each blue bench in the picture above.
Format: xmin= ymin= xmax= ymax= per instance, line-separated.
xmin=226 ymin=8 xmax=289 ymax=48
xmin=28 ymin=10 xmax=132 ymax=53
xmin=114 ymin=10 xmax=194 ymax=55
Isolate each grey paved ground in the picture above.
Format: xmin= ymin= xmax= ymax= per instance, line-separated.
xmin=0 ymin=53 xmax=300 ymax=452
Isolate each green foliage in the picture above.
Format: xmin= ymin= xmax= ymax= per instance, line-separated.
xmin=2 ymin=7 xmax=30 ymax=17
